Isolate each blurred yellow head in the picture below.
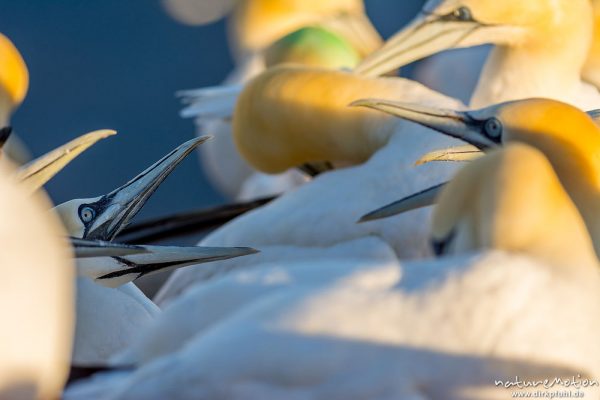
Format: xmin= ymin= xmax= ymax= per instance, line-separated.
xmin=0 ymin=33 xmax=29 ymax=126
xmin=233 ymin=65 xmax=417 ymax=174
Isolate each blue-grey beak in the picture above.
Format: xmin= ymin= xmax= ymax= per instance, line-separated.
xmin=83 ymin=136 xmax=210 ymax=241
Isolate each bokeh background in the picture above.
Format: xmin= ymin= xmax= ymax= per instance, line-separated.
xmin=0 ymin=0 xmax=424 ymax=220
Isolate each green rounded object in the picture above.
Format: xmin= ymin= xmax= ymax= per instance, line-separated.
xmin=265 ymin=26 xmax=361 ymax=70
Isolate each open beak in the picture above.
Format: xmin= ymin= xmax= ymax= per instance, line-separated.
xmin=16 ymin=130 xmax=116 ymax=193
xmin=351 ymin=98 xmax=500 ymax=149
xmin=359 ymin=183 xmax=446 ymax=223
xmin=80 ymin=245 xmax=259 ymax=288
xmin=71 ymin=237 xmax=149 ymax=258
xmin=85 ymin=136 xmax=210 ymax=241
xmin=354 ymin=10 xmax=494 ymax=77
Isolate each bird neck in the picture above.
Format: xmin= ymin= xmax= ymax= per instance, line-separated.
xmin=541 ymin=139 xmax=600 ymax=259
xmin=471 ymin=7 xmax=593 ymax=108
xmin=471 ymin=44 xmax=587 ymax=108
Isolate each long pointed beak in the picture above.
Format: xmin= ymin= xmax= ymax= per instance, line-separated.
xmin=350 ymin=98 xmax=499 ymax=149
xmin=16 ymin=130 xmax=116 ymax=193
xmin=85 ymin=136 xmax=210 ymax=241
xmin=80 ymin=245 xmax=259 ymax=288
xmin=354 ymin=13 xmax=488 ymax=77
xmin=71 ymin=238 xmax=149 ymax=258
xmin=359 ymin=183 xmax=446 ymax=223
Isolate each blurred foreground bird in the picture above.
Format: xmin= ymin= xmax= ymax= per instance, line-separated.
xmin=0 ymin=160 xmax=74 ymax=400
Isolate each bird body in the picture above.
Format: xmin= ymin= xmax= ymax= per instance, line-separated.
xmin=72 ymin=277 xmax=159 ymax=365
xmin=91 ymin=253 xmax=600 ymax=400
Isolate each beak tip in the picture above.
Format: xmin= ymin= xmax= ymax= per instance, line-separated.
xmin=357 ymin=214 xmax=375 ymax=224
xmin=349 ymin=99 xmax=373 ymax=108
xmin=197 ymin=135 xmax=213 ymax=144
xmin=242 ymin=247 xmax=260 ymax=255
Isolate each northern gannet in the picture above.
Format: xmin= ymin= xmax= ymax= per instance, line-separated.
xmin=67 ymin=144 xmax=600 ymax=399
xmin=357 ymin=98 xmax=600 ymax=258
xmin=172 ymin=0 xmax=382 ymax=199
xmin=52 ymin=137 xmax=257 ymax=364
xmin=0 ymin=161 xmax=74 ymax=400
xmin=356 ymin=0 xmax=600 ymax=109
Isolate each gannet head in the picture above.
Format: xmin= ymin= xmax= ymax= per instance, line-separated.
xmin=264 ymin=27 xmax=361 ymax=70
xmin=355 ymin=0 xmax=592 ymax=77
xmin=233 ymin=66 xmax=415 ymax=174
xmin=0 ymin=33 xmax=28 ymax=128
xmin=432 ymin=143 xmax=598 ymax=268
xmin=53 ymin=137 xmax=209 ymax=240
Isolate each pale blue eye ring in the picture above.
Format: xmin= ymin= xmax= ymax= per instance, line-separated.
xmin=484 ymin=118 xmax=503 ymax=139
xmin=80 ymin=206 xmax=96 ymax=223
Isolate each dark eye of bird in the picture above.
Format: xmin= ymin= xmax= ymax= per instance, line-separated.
xmin=452 ymin=6 xmax=473 ymax=22
xmin=483 ymin=118 xmax=503 ymax=139
xmin=80 ymin=206 xmax=96 ymax=224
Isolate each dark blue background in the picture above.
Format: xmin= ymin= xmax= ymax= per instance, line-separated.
xmin=0 ymin=0 xmax=423 ymax=219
